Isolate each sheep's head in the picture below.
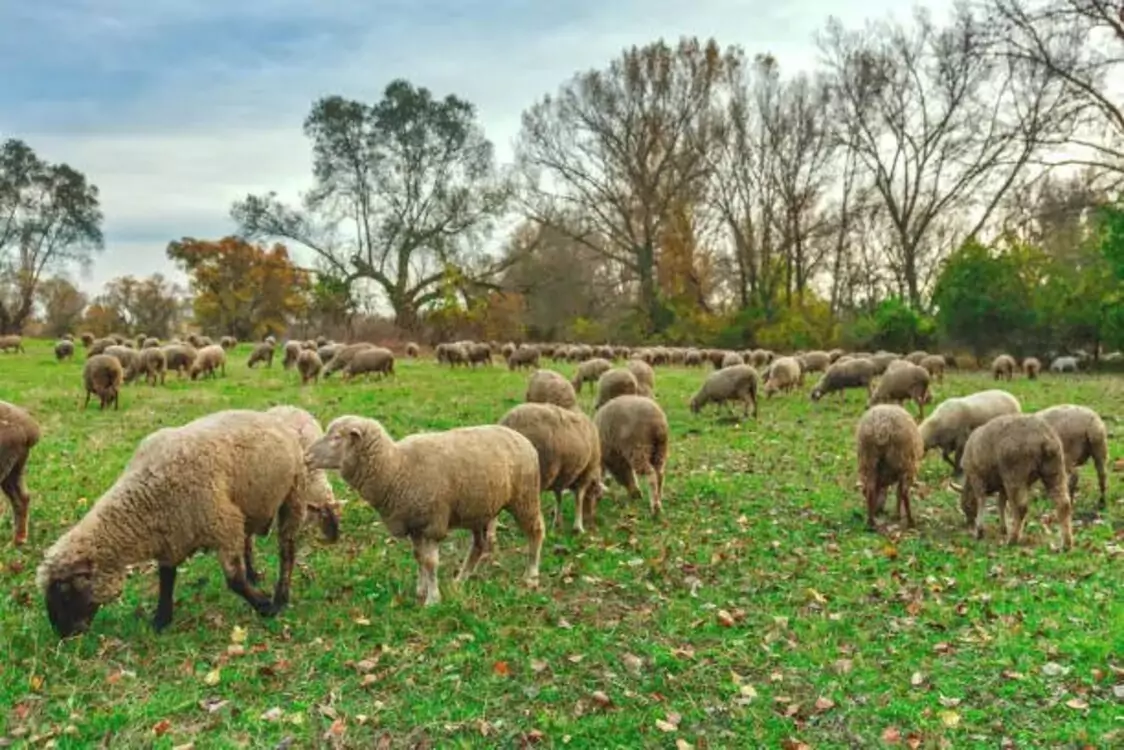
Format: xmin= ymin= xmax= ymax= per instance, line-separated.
xmin=38 ymin=555 xmax=121 ymax=638
xmin=688 ymin=394 xmax=701 ymax=415
xmin=306 ymin=416 xmax=374 ymax=471
xmin=810 ymin=386 xmax=824 ymax=402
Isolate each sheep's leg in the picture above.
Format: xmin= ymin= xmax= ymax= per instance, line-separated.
xmin=750 ymin=391 xmax=758 ymax=419
xmin=152 ymin=564 xmax=177 ymax=632
xmin=897 ymin=478 xmax=913 ymax=529
xmin=270 ymin=500 xmax=303 ymax=610
xmin=863 ymin=481 xmax=879 ymax=532
xmin=412 ymin=537 xmax=441 ymax=606
xmin=966 ymin=480 xmax=987 ymax=539
xmin=571 ymin=486 xmax=586 ymax=534
xmin=243 ymin=536 xmax=260 ymax=585
xmin=1047 ymin=475 xmax=1075 ymax=550
xmin=83 ymin=390 xmax=91 ymax=410
xmin=1004 ymin=486 xmax=1029 ymax=546
xmin=551 ymin=489 xmax=564 ymax=531
xmin=1091 ymin=441 xmax=1108 ymax=510
xmin=873 ymin=485 xmax=888 ymax=516
xmin=506 ymin=496 xmax=544 ymax=583
xmin=454 ymin=529 xmax=487 ymax=583
xmin=220 ymin=549 xmax=276 ymax=616
xmin=1 ymin=455 xmax=30 ymax=545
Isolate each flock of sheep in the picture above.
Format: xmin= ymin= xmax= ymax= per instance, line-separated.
xmin=0 ymin=332 xmax=1110 ymax=640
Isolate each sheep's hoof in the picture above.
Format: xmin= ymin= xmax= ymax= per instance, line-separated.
xmin=151 ymin=612 xmax=173 ymax=633
xmin=254 ymin=599 xmax=282 ymax=617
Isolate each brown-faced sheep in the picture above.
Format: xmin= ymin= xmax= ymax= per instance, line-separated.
xmin=919 ymin=354 xmax=946 ymax=383
xmin=342 ymin=347 xmax=395 ymax=381
xmin=572 ymin=358 xmax=612 ymax=393
xmin=36 ymin=409 xmax=337 ymax=636
xmin=297 ymin=349 xmax=323 ymax=385
xmin=305 ymin=416 xmax=544 ymax=606
xmin=720 ymin=352 xmax=745 ymax=369
xmin=1023 ymin=357 xmax=1041 ymax=379
xmin=83 ymin=355 xmax=124 ymax=411
xmin=525 ymin=369 xmax=579 ymax=410
xmin=0 ymin=335 xmax=25 ymax=353
xmin=955 ymin=414 xmax=1073 ymax=549
xmin=991 ymin=354 xmax=1017 ymax=381
xmin=264 ymin=406 xmax=341 ymax=544
xmin=684 ymin=349 xmax=703 ymax=367
xmin=248 ymin=342 xmax=274 ymax=368
xmin=507 ymin=345 xmax=540 ymax=371
xmin=136 ymin=347 xmax=167 ymax=386
xmin=856 ymin=404 xmax=924 ymax=531
xmin=593 ymin=395 xmax=669 ymax=518
xmin=282 ymin=340 xmax=302 ymax=369
xmin=764 ymin=356 xmax=802 ymax=397
xmin=323 ymin=342 xmax=376 ymax=378
xmin=594 ymin=368 xmax=640 ymax=410
xmin=919 ymin=389 xmax=1021 ymax=477
xmin=103 ymin=345 xmax=140 ymax=383
xmin=810 ymin=358 xmax=876 ymax=402
xmin=55 ymin=340 xmax=75 ymax=361
xmin=0 ymin=401 xmax=39 ymax=545
xmin=87 ymin=337 xmax=114 ymax=357
xmin=905 ymin=350 xmax=928 ymax=365
xmin=1035 ymin=404 xmax=1108 ymax=510
xmin=189 ymin=344 xmax=227 ymax=380
xmin=868 ymin=361 xmax=932 ymax=418
xmin=405 ymin=342 xmax=420 ymax=358
xmin=499 ymin=403 xmax=602 ymax=533
xmin=690 ymin=364 xmax=759 ymax=419
xmin=625 ymin=358 xmax=655 ymax=397
xmin=80 ymin=332 xmax=95 ymax=348
xmin=162 ymin=344 xmax=196 ymax=377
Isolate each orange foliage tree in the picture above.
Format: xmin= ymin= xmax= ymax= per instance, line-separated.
xmin=166 ymin=236 xmax=310 ymax=339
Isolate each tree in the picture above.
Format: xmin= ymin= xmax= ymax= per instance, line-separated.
xmin=0 ymin=139 xmax=103 ymax=333
xmin=305 ymin=269 xmax=358 ymax=338
xmin=167 ymin=236 xmax=310 ymax=339
xmin=515 ymin=37 xmax=738 ymax=333
xmin=231 ymin=80 xmax=509 ymax=330
xmin=101 ymin=274 xmax=183 ymax=338
xmin=82 ymin=301 xmax=126 ymax=337
xmin=37 ymin=276 xmax=88 ymax=337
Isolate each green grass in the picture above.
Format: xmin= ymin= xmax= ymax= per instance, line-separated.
xmin=0 ymin=340 xmax=1121 ymax=749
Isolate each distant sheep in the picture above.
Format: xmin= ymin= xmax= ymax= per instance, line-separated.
xmin=625 ymin=358 xmax=655 ymax=397
xmin=162 ymin=344 xmax=196 ymax=377
xmin=868 ymin=361 xmax=931 ymax=418
xmin=594 ymin=395 xmax=669 ymax=518
xmin=991 ymin=354 xmax=1017 ymax=381
xmin=189 ymin=344 xmax=227 ymax=380
xmin=690 ymin=364 xmax=759 ymax=419
xmin=136 ymin=347 xmax=167 ymax=386
xmin=54 ymin=340 xmax=75 ymax=362
xmin=247 ymin=343 xmax=274 ymax=369
xmin=720 ymin=352 xmax=745 ymax=369
xmin=594 ymin=368 xmax=639 ymax=410
xmin=1022 ymin=357 xmax=1041 ymax=379
xmin=1035 ymin=404 xmax=1108 ymax=510
xmin=342 ymin=347 xmax=395 ymax=381
xmin=297 ymin=349 xmax=323 ymax=385
xmin=811 ymin=358 xmax=876 ymax=402
xmin=83 ymin=355 xmax=124 ymax=411
xmin=919 ymin=389 xmax=1021 ymax=476
xmin=799 ymin=350 xmax=831 ymax=374
xmin=919 ymin=354 xmax=946 ymax=383
xmin=323 ymin=342 xmax=376 ymax=378
xmin=1050 ymin=356 xmax=1079 ymax=373
xmin=507 ymin=345 xmax=540 ymax=371
xmin=572 ymin=358 xmax=613 ymax=393
xmin=468 ymin=343 xmax=493 ymax=367
xmin=525 ymin=369 xmax=579 ymax=410
xmin=855 ymin=404 xmax=923 ymax=531
xmin=282 ymin=341 xmax=302 ymax=370
xmin=764 ymin=356 xmax=802 ymax=397
xmin=80 ymin=333 xmax=95 ymax=348
xmin=405 ymin=342 xmax=420 ymax=358
xmin=0 ymin=401 xmax=40 ymax=545
xmin=0 ymin=335 xmax=25 ymax=353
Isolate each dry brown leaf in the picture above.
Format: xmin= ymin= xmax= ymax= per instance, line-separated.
xmin=814 ymin=696 xmax=835 ymax=712
xmin=590 ymin=690 xmax=611 ymax=708
xmin=654 ymin=719 xmax=677 ymax=733
xmin=1066 ymin=698 xmax=1089 ymax=710
xmin=493 ymin=661 xmax=512 ymax=677
xmin=910 ymin=672 xmax=925 ymax=687
xmin=152 ymin=719 xmax=172 ymax=737
xmin=716 ymin=610 xmax=735 ymax=627
xmin=882 ymin=727 xmax=902 ymax=743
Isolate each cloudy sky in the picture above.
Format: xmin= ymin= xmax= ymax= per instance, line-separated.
xmin=1 ymin=0 xmax=931 ymax=294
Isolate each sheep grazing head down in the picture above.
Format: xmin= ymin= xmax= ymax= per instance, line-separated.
xmin=305 ymin=415 xmax=372 ymax=472
xmin=37 ymin=557 xmax=124 ymax=638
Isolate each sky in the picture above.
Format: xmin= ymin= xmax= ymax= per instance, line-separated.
xmin=0 ymin=0 xmax=937 ymax=295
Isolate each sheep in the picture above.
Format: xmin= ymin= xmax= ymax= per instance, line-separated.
xmin=282 ymin=341 xmax=302 ymax=369
xmin=247 ymin=342 xmax=274 ymax=369
xmin=189 ymin=344 xmax=227 ymax=380
xmin=499 ymin=403 xmax=602 ymax=533
xmin=86 ymin=337 xmax=114 ymax=357
xmin=1022 ymin=357 xmax=1041 ymax=379
xmin=54 ymin=340 xmax=75 ymax=362
xmin=342 ymin=347 xmax=395 ymax=381
xmin=593 ymin=395 xmax=669 ymax=518
xmin=0 ymin=401 xmax=39 ymax=545
xmin=594 ymin=368 xmax=640 ymax=410
xmin=316 ymin=343 xmax=340 ymax=365
xmin=684 ymin=349 xmax=703 ymax=367
xmin=80 ymin=332 xmax=95 ymax=348
xmin=297 ymin=349 xmax=323 ymax=385
xmin=83 ymin=355 xmax=124 ymax=411
xmin=1050 ymin=355 xmax=1079 ymax=373
xmin=919 ymin=354 xmax=946 ymax=383
xmin=406 ymin=342 xmax=420 ymax=358
xmin=219 ymin=335 xmax=238 ymax=350
xmin=720 ymin=352 xmax=745 ymax=369
xmin=855 ymin=404 xmax=924 ymax=531
xmin=323 ymin=342 xmax=376 ymax=378
xmin=572 ymin=358 xmax=613 ymax=393
xmin=810 ymin=358 xmax=876 ymax=402
xmin=136 ymin=347 xmax=167 ymax=386
xmin=305 ymin=416 xmax=544 ymax=606
xmin=162 ymin=344 xmax=196 ymax=377
xmin=954 ymin=414 xmax=1073 ymax=549
xmin=919 ymin=389 xmax=1021 ymax=477
xmin=264 ymin=405 xmax=341 ymax=543
xmin=750 ymin=349 xmax=774 ymax=369
xmin=507 ymin=345 xmax=540 ymax=371
xmin=1035 ymin=405 xmax=1108 ymax=510
xmin=625 ymin=358 xmax=655 ymax=397
xmin=690 ymin=364 xmax=759 ymax=419
xmin=905 ymin=350 xmax=928 ymax=365
xmin=764 ymin=356 xmax=802 ymax=397
xmin=799 ymin=350 xmax=831 ymax=374
xmin=468 ymin=343 xmax=493 ymax=367
xmin=35 ymin=409 xmax=337 ymax=637
xmin=142 ymin=337 xmax=160 ymax=350
xmin=525 ymin=369 xmax=579 ymax=410
xmin=104 ymin=345 xmax=140 ymax=383
xmin=991 ymin=354 xmax=1017 ymax=381
xmin=868 ymin=361 xmax=932 ymax=419
xmin=0 ymin=335 xmax=25 ymax=353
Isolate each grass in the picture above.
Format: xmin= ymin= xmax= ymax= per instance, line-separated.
xmin=0 ymin=340 xmax=1121 ymax=749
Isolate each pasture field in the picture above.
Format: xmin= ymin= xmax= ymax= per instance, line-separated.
xmin=0 ymin=340 xmax=1121 ymax=749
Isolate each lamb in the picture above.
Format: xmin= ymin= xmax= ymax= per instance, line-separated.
xmin=323 ymin=342 xmax=376 ymax=378
xmin=83 ymin=355 xmax=124 ymax=411
xmin=342 ymin=347 xmax=395 ymax=380
xmin=282 ymin=341 xmax=302 ymax=370
xmin=855 ymin=404 xmax=924 ymax=531
xmin=868 ymin=361 xmax=932 ymax=419
xmin=919 ymin=354 xmax=946 ymax=383
xmin=572 ymin=358 xmax=613 ymax=393
xmin=135 ymin=347 xmax=167 ymax=386
xmin=763 ymin=356 xmax=802 ymax=397
xmin=247 ymin=342 xmax=274 ymax=368
xmin=305 ymin=416 xmax=544 ymax=606
xmin=297 ymin=349 xmax=323 ymax=384
xmin=1034 ymin=405 xmax=1108 ymax=510
xmin=499 ymin=403 xmax=602 ymax=533
xmin=0 ymin=335 xmax=25 ymax=353
xmin=954 ymin=414 xmax=1073 ymax=549
xmin=593 ymin=395 xmax=669 ymax=517
xmin=810 ymin=358 xmax=876 ymax=402
xmin=1022 ymin=357 xmax=1041 ymax=379
xmin=162 ymin=344 xmax=196 ymax=377
xmin=690 ymin=364 xmax=759 ymax=419
xmin=35 ymin=409 xmax=338 ymax=637
xmin=991 ymin=354 xmax=1017 ymax=381
xmin=405 ymin=342 xmax=420 ymax=358
xmin=625 ymin=358 xmax=655 ymax=396
xmin=507 ymin=345 xmax=540 ymax=371
xmin=918 ymin=389 xmax=1022 ymax=476
xmin=189 ymin=344 xmax=227 ymax=380
xmin=55 ymin=340 xmax=75 ymax=362
xmin=721 ymin=352 xmax=745 ymax=369
xmin=594 ymin=368 xmax=640 ymax=410
xmin=525 ymin=369 xmax=579 ymax=410
xmin=1050 ymin=355 xmax=1079 ymax=373
xmin=0 ymin=401 xmax=40 ymax=545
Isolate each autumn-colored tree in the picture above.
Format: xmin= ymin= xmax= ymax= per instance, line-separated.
xmin=82 ymin=301 xmax=127 ymax=337
xmin=166 ymin=236 xmax=310 ymax=339
xmin=37 ymin=276 xmax=88 ymax=337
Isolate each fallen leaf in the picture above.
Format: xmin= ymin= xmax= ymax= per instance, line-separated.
xmin=172 ymin=744 xmax=195 ymax=750
xmin=199 ymin=698 xmax=228 ymax=714
xmin=939 ymin=710 xmax=960 ymax=728
xmin=227 ymin=644 xmax=244 ymax=657
xmin=938 ymin=695 xmax=961 ymax=708
xmin=1065 ymin=698 xmax=1088 ymax=710
xmin=1113 ymin=684 xmax=1124 ymax=700
xmin=202 ymin=669 xmax=221 ymax=686
xmin=590 ymin=690 xmax=611 ymax=708
xmin=230 ymin=625 xmax=247 ymax=644
xmin=675 ymin=741 xmax=692 ymax=750
xmin=261 ymin=707 xmax=283 ymax=722
xmin=739 ymin=684 xmax=758 ymax=700
xmin=906 ymin=733 xmax=923 ymax=749
xmin=716 ymin=610 xmax=735 ymax=627
xmin=493 ymin=661 xmax=512 ymax=677
xmin=834 ymin=658 xmax=854 ymax=675
xmin=326 ymin=718 xmax=346 ymax=738
xmin=814 ymin=696 xmax=835 ymax=712
xmin=567 ymin=654 xmax=584 ymax=664
xmin=152 ymin=719 xmax=172 ymax=736
xmin=28 ymin=675 xmax=42 ymax=691
xmin=910 ymin=672 xmax=925 ymax=687
xmin=1042 ymin=662 xmax=1069 ymax=677
xmin=882 ymin=727 xmax=902 ymax=743
xmin=621 ymin=653 xmax=643 ymax=674
xmin=883 ymin=544 xmax=898 ymax=559
xmin=354 ymin=617 xmax=371 ymax=626
xmin=355 ymin=659 xmax=378 ymax=673
xmin=530 ymin=659 xmax=549 ymax=673
xmin=655 ymin=719 xmax=677 ymax=733
xmin=806 ymin=588 xmax=827 ymax=604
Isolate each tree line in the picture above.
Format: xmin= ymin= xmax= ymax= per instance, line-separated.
xmin=3 ymin=0 xmax=1124 ymax=356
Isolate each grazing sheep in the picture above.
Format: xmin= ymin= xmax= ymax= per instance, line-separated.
xmin=163 ymin=344 xmax=196 ymax=377
xmin=525 ymin=369 xmax=579 ymax=410
xmin=868 ymin=352 xmax=899 ymax=375
xmin=86 ymin=338 xmax=112 ymax=357
xmin=720 ymin=352 xmax=745 ymax=369
xmin=1022 ymin=357 xmax=1041 ymax=379
xmin=468 ymin=343 xmax=493 ymax=367
xmin=142 ymin=337 xmax=160 ymax=350
xmin=305 ymin=416 xmax=544 ymax=606
xmin=955 ymin=414 xmax=1073 ymax=549
xmin=594 ymin=368 xmax=640 ymax=410
xmin=593 ymin=395 xmax=669 ymax=518
xmin=80 ymin=332 xmax=94 ymax=348
xmin=136 ymin=347 xmax=167 ymax=386
xmin=297 ymin=349 xmax=323 ymax=385
xmin=690 ymin=364 xmax=759 ymax=419
xmin=810 ymin=358 xmax=876 ymax=402
xmin=282 ymin=341 xmax=302 ymax=370
xmin=0 ymin=335 xmax=25 ymax=353
xmin=764 ymin=356 xmax=802 ymax=397
xmin=218 ymin=336 xmax=237 ymax=350
xmin=1035 ymin=405 xmax=1108 ymax=510
xmin=83 ymin=355 xmax=124 ymax=411
xmin=316 ymin=343 xmax=341 ymax=365
xmin=264 ymin=406 xmax=341 ymax=543
xmin=406 ymin=342 xmax=420 ymax=358
xmin=1050 ymin=355 xmax=1079 ymax=373
xmin=315 ymin=335 xmax=328 ymax=347
xmin=507 ymin=345 xmax=540 ymax=371
xmin=35 ymin=409 xmax=336 ymax=637
xmin=54 ymin=340 xmax=75 ymax=362
xmin=342 ymin=347 xmax=395 ymax=381
xmin=799 ymin=350 xmax=831 ymax=374
xmin=436 ymin=342 xmax=469 ymax=367
xmin=904 ymin=350 xmax=928 ymax=365
xmin=104 ymin=346 xmax=140 ymax=383
xmin=855 ymin=404 xmax=924 ymax=531
xmin=625 ymin=358 xmax=655 ymax=397
xmin=684 ymin=349 xmax=703 ymax=367
xmin=264 ymin=335 xmax=276 ymax=346
xmin=868 ymin=361 xmax=932 ymax=418
xmin=919 ymin=354 xmax=946 ymax=383
xmin=499 ymin=403 xmax=602 ymax=533
xmin=991 ymin=354 xmax=1017 ymax=381
xmin=750 ymin=349 xmax=773 ymax=369
xmin=919 ymin=389 xmax=1022 ymax=476
xmin=247 ymin=343 xmax=274 ymax=369
xmin=189 ymin=344 xmax=227 ymax=380
xmin=0 ymin=401 xmax=39 ymax=545
xmin=572 ymin=358 xmax=613 ymax=393
xmin=323 ymin=343 xmax=376 ymax=378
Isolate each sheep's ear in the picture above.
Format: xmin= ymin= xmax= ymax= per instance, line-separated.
xmin=347 ymin=426 xmax=362 ymax=442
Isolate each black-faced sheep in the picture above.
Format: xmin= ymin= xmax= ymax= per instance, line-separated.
xmin=690 ymin=364 xmax=759 ymax=419
xmin=810 ymin=358 xmax=876 ymax=402
xmin=0 ymin=401 xmax=39 ymax=545
xmin=1022 ymin=357 xmax=1041 ymax=379
xmin=593 ymin=395 xmax=669 ymax=518
xmin=83 ymin=354 xmax=124 ymax=410
xmin=856 ymin=404 xmax=923 ymax=531
xmin=991 ymin=354 xmax=1017 ymax=381
xmin=572 ymin=358 xmax=613 ymax=393
xmin=955 ymin=414 xmax=1073 ymax=549
xmin=189 ymin=344 xmax=227 ymax=380
xmin=919 ymin=389 xmax=1021 ymax=477
xmin=1035 ymin=405 xmax=1108 ymax=510
xmin=54 ymin=340 xmax=75 ymax=362
xmin=248 ymin=342 xmax=274 ymax=368
xmin=80 ymin=332 xmax=95 ymax=348
xmin=305 ymin=416 xmax=544 ymax=606
xmin=525 ymin=369 xmax=579 ymax=410
xmin=868 ymin=361 xmax=932 ymax=418
xmin=764 ymin=356 xmax=802 ymax=397
xmin=297 ymin=349 xmax=323 ymax=385
xmin=36 ymin=409 xmax=336 ymax=637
